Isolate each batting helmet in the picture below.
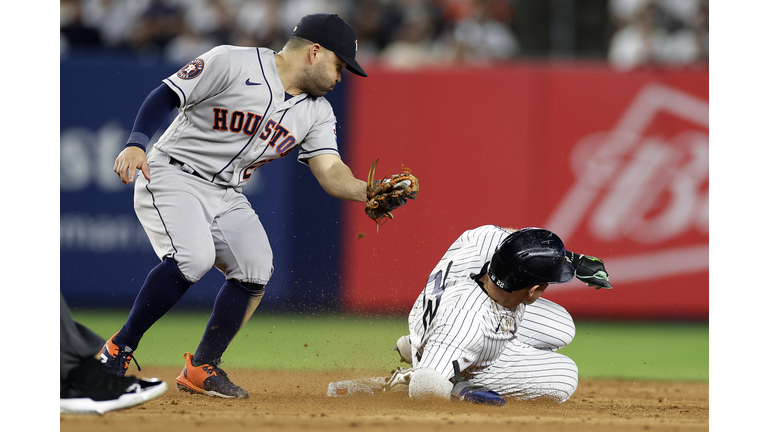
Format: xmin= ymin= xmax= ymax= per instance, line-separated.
xmin=487 ymin=228 xmax=575 ymax=293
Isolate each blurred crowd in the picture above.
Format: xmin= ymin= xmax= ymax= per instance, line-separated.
xmin=608 ymin=0 xmax=708 ymax=69
xmin=60 ymin=0 xmax=708 ymax=69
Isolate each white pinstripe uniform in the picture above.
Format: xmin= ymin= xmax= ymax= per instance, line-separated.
xmin=407 ymin=225 xmax=579 ymax=402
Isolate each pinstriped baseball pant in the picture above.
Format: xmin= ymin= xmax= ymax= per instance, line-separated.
xmin=470 ymin=298 xmax=579 ymax=403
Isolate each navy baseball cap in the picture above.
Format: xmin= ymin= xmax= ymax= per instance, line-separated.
xmin=292 ymin=13 xmax=368 ymax=77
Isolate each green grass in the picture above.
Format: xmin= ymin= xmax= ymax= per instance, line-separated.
xmin=71 ymin=309 xmax=708 ymax=382
xmin=559 ymin=321 xmax=709 ymax=382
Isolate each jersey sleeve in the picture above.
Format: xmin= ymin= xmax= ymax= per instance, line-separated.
xmin=296 ymin=99 xmax=340 ymax=165
xmin=162 ymin=46 xmax=232 ymax=108
xmin=416 ymin=309 xmax=486 ymax=378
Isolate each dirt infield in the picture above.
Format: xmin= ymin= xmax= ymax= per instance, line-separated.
xmin=60 ymin=366 xmax=708 ymax=432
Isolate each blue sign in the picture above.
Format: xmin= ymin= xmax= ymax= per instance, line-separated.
xmin=61 ymin=53 xmax=348 ymax=311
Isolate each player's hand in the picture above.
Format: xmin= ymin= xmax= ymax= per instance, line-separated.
xmin=566 ymin=251 xmax=612 ymax=289
xmin=114 ymin=146 xmax=150 ymax=184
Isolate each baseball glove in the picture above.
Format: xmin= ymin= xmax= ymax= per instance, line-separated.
xmin=365 ymin=159 xmax=419 ymax=230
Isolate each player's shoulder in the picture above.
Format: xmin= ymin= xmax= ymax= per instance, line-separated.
xmin=442 ymin=279 xmax=490 ymax=312
xmin=181 ymin=45 xmax=235 ymax=67
xmin=298 ymin=94 xmax=334 ymax=117
xmin=462 ymin=225 xmax=511 ymax=237
xmin=218 ymin=45 xmax=271 ymax=53
xmin=453 ymin=225 xmax=512 ymax=253
xmin=206 ymin=45 xmax=270 ymax=58
xmin=194 ymin=46 xmax=275 ymax=74
xmin=307 ymin=94 xmax=333 ymax=107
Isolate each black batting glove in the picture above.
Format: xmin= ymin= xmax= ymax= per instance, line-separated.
xmin=565 ymin=251 xmax=612 ymax=289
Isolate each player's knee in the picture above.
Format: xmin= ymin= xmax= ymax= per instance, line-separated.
xmin=175 ymin=252 xmax=216 ymax=283
xmin=394 ymin=335 xmax=413 ymax=364
xmin=561 ymin=319 xmax=575 ymax=348
xmin=409 ymin=368 xmax=452 ymax=401
xmin=554 ymin=357 xmax=579 ymax=403
xmin=553 ymin=309 xmax=576 ymax=350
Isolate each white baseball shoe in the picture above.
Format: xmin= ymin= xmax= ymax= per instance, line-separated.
xmin=61 ymin=358 xmax=167 ymax=415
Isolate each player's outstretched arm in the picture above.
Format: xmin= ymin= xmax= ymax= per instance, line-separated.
xmin=565 ymin=251 xmax=612 ymax=289
xmin=307 ymin=154 xmax=367 ymax=202
xmin=114 ymin=146 xmax=150 ymax=184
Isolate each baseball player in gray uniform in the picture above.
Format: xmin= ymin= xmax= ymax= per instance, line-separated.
xmin=100 ymin=13 xmax=382 ymax=399
xmin=390 ymin=225 xmax=611 ymax=405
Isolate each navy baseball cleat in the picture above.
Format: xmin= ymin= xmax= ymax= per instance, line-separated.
xmin=176 ymin=352 xmax=249 ymax=399
xmin=60 ymin=358 xmax=167 ymax=415
xmin=450 ymin=360 xmax=505 ymax=406
xmin=99 ymin=332 xmax=140 ymax=376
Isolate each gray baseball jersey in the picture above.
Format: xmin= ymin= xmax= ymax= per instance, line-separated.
xmin=407 ymin=225 xmax=579 ymax=402
xmin=133 ymin=45 xmax=341 ymax=284
xmin=152 ymin=45 xmax=339 ymax=188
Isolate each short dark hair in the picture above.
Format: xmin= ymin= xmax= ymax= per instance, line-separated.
xmin=284 ymin=35 xmax=315 ymax=52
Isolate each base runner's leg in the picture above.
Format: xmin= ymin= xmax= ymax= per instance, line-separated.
xmin=469 ymin=339 xmax=578 ymax=403
xmin=517 ymin=298 xmax=576 ymax=351
xmin=469 ymin=298 xmax=578 ymax=402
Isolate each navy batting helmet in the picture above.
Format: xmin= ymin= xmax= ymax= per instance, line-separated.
xmin=487 ymin=228 xmax=575 ymax=293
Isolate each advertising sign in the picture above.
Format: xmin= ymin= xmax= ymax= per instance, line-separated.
xmin=340 ymin=65 xmax=708 ymax=320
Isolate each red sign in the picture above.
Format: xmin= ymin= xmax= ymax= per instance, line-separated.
xmin=340 ymin=64 xmax=708 ymax=320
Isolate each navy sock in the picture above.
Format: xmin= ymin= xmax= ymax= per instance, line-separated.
xmin=193 ymin=280 xmax=265 ymax=366
xmin=114 ymin=258 xmax=192 ymax=350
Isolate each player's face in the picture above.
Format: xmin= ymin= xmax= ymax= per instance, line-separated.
xmin=300 ymin=50 xmax=345 ymax=97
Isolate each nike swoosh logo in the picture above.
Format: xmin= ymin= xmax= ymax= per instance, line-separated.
xmin=245 ymin=78 xmax=261 ymax=86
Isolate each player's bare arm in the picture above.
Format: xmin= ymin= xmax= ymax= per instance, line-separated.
xmin=307 ymin=154 xmax=367 ymax=202
xmin=114 ymin=146 xmax=150 ymax=184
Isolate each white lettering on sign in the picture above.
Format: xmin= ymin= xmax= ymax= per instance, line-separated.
xmin=60 ymin=122 xmax=127 ymax=193
xmin=60 ymin=214 xmax=153 ymax=252
xmin=59 ymin=122 xmax=262 ymax=195
xmin=546 ymin=84 xmax=709 ymax=285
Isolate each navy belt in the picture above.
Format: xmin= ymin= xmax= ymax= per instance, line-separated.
xmin=169 ymin=157 xmax=204 ymax=180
